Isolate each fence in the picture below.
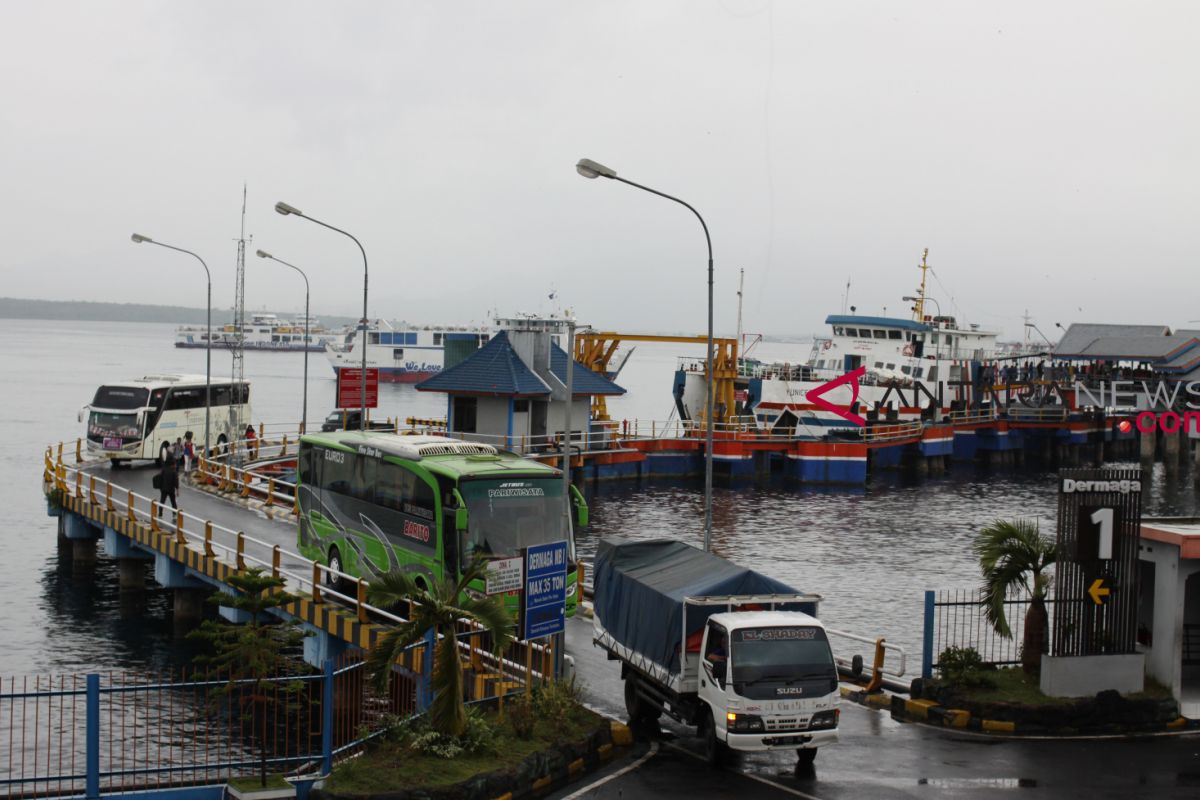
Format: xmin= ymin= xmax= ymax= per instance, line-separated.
xmin=0 ymin=653 xmax=415 ymax=799
xmin=922 ymin=588 xmax=1058 ymax=678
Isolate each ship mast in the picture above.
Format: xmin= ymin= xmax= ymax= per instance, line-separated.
xmin=231 ymin=185 xmax=249 ymax=456
xmin=735 ymin=268 xmax=744 ymax=354
xmin=913 ymin=248 xmax=930 ymax=322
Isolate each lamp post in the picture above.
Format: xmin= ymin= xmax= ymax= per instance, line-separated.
xmin=131 ymin=233 xmax=212 ymax=456
xmin=576 ymin=158 xmax=716 ymax=552
xmin=256 ymin=249 xmax=310 ymax=433
xmin=275 ymin=202 xmax=369 ymax=431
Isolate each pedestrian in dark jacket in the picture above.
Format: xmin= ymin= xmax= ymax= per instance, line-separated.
xmin=158 ymin=459 xmax=179 ymax=515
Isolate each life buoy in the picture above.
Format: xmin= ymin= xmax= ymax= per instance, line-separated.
xmin=822 ymin=340 xmax=832 ymax=350
xmin=903 ymin=343 xmax=915 ymax=356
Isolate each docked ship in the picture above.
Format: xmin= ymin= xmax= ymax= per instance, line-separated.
xmin=676 ymin=252 xmax=1046 ymax=434
xmin=174 ymin=313 xmax=341 ymax=352
xmin=325 ymin=319 xmax=492 ymax=383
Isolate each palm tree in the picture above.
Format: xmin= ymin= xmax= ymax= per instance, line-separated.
xmin=366 ymin=556 xmax=514 ymax=737
xmin=974 ymin=518 xmax=1057 ymax=674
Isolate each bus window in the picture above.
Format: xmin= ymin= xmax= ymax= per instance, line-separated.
xmin=298 ymin=442 xmax=320 ymax=489
xmin=212 ymin=385 xmax=232 ymax=407
xmin=351 ymin=454 xmax=377 ymax=502
xmin=321 ymin=450 xmax=353 ymax=496
xmin=165 ymin=388 xmax=203 ymax=410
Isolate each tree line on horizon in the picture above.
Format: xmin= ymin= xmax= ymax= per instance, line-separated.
xmin=0 ymin=297 xmax=362 ymax=327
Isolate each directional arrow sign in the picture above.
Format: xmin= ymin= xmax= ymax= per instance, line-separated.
xmin=1087 ymin=577 xmax=1111 ymax=605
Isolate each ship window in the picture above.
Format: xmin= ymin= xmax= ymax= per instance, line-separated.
xmin=873 ymin=330 xmax=887 ymax=339
xmin=930 ymin=334 xmax=939 ymax=344
xmin=405 ymin=332 xmax=418 ymax=345
xmin=901 ymin=365 xmax=912 ymax=375
xmin=913 ymin=367 xmax=924 ymax=378
xmin=434 ymin=333 xmax=442 ymax=346
xmin=889 ymin=331 xmax=902 ymax=340
xmin=886 ymin=363 xmax=896 ymax=371
xmin=833 ymin=327 xmax=844 ymax=336
xmin=393 ymin=348 xmax=405 ymax=359
xmin=369 ymin=332 xmax=380 ymax=345
xmin=928 ymin=367 xmax=939 ymax=381
xmin=845 ymin=328 xmax=858 ymax=337
xmin=874 ymin=361 xmax=884 ymax=369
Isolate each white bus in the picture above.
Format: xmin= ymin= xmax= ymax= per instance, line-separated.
xmin=82 ymin=374 xmax=251 ymax=465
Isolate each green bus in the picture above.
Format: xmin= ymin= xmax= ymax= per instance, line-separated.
xmin=296 ymin=431 xmax=586 ymax=616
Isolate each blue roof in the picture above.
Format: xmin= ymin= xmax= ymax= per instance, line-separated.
xmin=416 ymin=331 xmax=625 ymax=397
xmin=825 ymin=315 xmax=929 ymax=332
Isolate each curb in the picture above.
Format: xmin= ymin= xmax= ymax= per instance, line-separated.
xmin=840 ymin=686 xmax=1200 ymax=737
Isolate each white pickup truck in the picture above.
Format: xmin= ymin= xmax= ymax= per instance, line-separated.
xmin=592 ymin=538 xmax=839 ymax=767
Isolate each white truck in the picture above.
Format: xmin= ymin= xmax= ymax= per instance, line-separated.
xmin=592 ymin=537 xmax=839 ymax=768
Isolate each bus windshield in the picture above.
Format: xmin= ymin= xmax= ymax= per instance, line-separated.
xmin=458 ymin=477 xmax=569 ymax=563
xmin=88 ymin=411 xmax=141 ymax=445
xmin=92 ymin=386 xmax=149 ymax=410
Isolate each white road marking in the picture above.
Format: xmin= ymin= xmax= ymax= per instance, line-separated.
xmin=559 ymin=740 xmax=660 ymax=800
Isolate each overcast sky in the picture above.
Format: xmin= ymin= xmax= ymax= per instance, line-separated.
xmin=2 ymin=1 xmax=1196 ymax=340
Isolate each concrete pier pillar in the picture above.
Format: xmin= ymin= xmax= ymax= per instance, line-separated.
xmin=1164 ymin=430 xmax=1181 ymax=474
xmin=912 ymin=456 xmax=929 ymax=477
xmin=173 ymin=588 xmax=206 ymax=630
xmin=71 ymin=538 xmax=96 ymax=564
xmin=1140 ymin=430 xmax=1157 ymax=462
xmin=118 ymin=558 xmax=144 ymax=591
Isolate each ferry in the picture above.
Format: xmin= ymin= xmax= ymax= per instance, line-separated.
xmin=325 ymin=319 xmax=491 ymax=383
xmin=676 ymin=252 xmax=1047 ymax=434
xmin=175 ymin=313 xmax=341 ymax=352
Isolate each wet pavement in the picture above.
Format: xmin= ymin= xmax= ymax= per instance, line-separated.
xmin=558 ymin=615 xmax=1200 ymax=799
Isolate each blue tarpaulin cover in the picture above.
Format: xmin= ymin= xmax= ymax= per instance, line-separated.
xmin=593 ymin=537 xmax=817 ymax=673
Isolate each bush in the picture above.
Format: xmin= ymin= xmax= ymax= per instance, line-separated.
xmin=506 ymin=693 xmax=537 ymax=739
xmin=937 ymin=646 xmax=996 ymax=689
xmin=396 ymin=707 xmax=498 ymax=759
xmin=534 ymin=677 xmax=582 ymax=737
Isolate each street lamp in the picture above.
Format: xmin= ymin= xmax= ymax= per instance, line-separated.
xmin=256 ymin=249 xmax=311 ymax=433
xmin=576 ymin=158 xmax=716 ymax=552
xmin=131 ymin=233 xmax=212 ymax=456
xmin=275 ymin=202 xmax=369 ymax=431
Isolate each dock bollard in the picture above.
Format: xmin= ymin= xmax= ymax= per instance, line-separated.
xmin=312 ymin=563 xmax=323 ymax=604
xmin=236 ymin=532 xmax=246 ymax=570
xmin=105 ymin=482 xmax=114 ymax=512
xmin=127 ymin=490 xmax=135 ymax=522
xmin=175 ymin=510 xmax=186 ymax=545
xmin=356 ymin=580 xmax=369 ymax=623
xmin=204 ymin=521 xmax=215 ymax=558
xmin=266 ymin=478 xmax=275 ymax=507
xmin=150 ymin=501 xmax=160 ymax=532
xmin=272 ymin=545 xmax=281 ymax=578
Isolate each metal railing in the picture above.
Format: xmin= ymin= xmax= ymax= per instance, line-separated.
xmin=827 ymin=629 xmax=907 ymax=693
xmin=0 ymin=653 xmax=417 ymax=799
xmin=1004 ymin=406 xmax=1068 ymax=422
xmin=860 ymin=421 xmax=923 ymax=443
xmin=948 ymin=408 xmax=997 ymax=426
xmin=922 ymin=588 xmax=1058 ymax=678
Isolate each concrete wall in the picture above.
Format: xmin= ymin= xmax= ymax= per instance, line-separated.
xmin=546 ymin=398 xmax=592 ymax=443
xmin=476 ymin=398 xmax=512 ymax=443
xmin=1138 ymin=540 xmax=1200 ymax=703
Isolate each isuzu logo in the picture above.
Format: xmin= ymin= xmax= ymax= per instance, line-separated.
xmin=776 ymin=687 xmax=804 ymax=696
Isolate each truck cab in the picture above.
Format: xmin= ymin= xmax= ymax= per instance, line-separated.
xmin=699 ymin=611 xmax=839 ymax=762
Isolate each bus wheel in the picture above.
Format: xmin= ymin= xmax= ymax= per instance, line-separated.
xmin=326 ymin=546 xmax=349 ymax=595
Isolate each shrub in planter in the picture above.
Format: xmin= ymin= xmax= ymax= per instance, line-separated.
xmin=938 ymin=646 xmax=996 ymax=689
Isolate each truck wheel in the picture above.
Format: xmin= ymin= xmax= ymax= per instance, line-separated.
xmin=623 ymin=676 xmax=661 ymax=723
xmin=701 ymin=709 xmax=725 ymax=766
xmin=796 ymin=748 xmax=817 ymax=768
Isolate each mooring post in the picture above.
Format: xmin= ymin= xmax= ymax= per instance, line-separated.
xmin=86 ymin=673 xmax=100 ymax=800
xmin=321 ymin=658 xmax=334 ymax=775
xmin=922 ymin=590 xmax=935 ymax=680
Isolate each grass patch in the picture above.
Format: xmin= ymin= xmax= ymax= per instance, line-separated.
xmin=325 ymin=699 xmax=606 ymax=795
xmin=228 ymin=773 xmax=292 ymax=792
xmin=946 ymin=669 xmax=1175 ymax=707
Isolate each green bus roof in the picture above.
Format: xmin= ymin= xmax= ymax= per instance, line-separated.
xmin=299 ymin=431 xmax=561 ymax=481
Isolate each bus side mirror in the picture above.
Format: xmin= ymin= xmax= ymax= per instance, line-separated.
xmin=78 ymin=406 xmax=87 ymax=424
xmin=455 ymin=506 xmax=468 ymax=532
xmin=570 ymin=484 xmax=588 ymax=528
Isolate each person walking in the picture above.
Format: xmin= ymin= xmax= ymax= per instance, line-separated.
xmin=157 ymin=457 xmax=178 ymax=516
xmin=245 ymin=424 xmax=258 ymax=460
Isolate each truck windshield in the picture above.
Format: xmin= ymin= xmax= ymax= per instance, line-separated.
xmin=731 ymin=626 xmax=835 ymax=683
xmin=458 ymin=477 xmax=569 ymax=564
